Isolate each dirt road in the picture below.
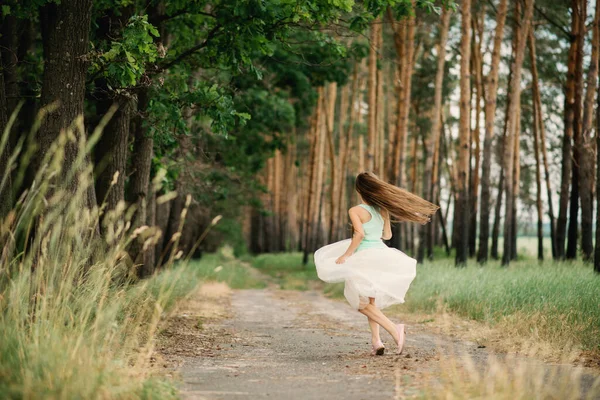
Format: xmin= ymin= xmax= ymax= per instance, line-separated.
xmin=157 ymin=286 xmax=599 ymax=399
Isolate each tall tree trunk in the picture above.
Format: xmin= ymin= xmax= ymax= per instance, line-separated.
xmin=303 ymin=88 xmax=325 ymax=263
xmin=532 ymin=77 xmax=544 ymax=261
xmin=144 ymin=179 xmax=156 ymax=276
xmin=313 ymin=95 xmax=327 ymax=250
xmin=455 ymin=0 xmax=472 ymax=266
xmin=491 ymin=169 xmax=504 ymax=260
xmin=155 ymin=198 xmax=171 ymax=264
xmin=302 ymin=106 xmax=320 ymax=259
xmin=388 ymin=4 xmax=415 ymax=188
xmin=420 ymin=6 xmax=450 ymax=261
xmin=567 ymin=0 xmax=587 ymax=260
xmin=557 ymin=5 xmax=580 ymax=259
xmin=38 ymin=0 xmax=96 ymax=209
xmin=95 ymin=96 xmax=132 ymax=219
xmin=469 ymin=7 xmax=485 ymax=258
xmin=595 ymin=76 xmax=600 ymax=273
xmin=0 ymin=16 xmax=19 ymax=117
xmin=376 ymin=35 xmax=385 ymax=178
xmin=477 ymin=0 xmax=509 ymax=264
xmin=129 ymin=90 xmax=154 ymax=271
xmin=325 ymin=82 xmax=337 ymax=243
xmin=501 ymin=0 xmax=534 ymax=266
xmin=337 ymin=65 xmax=359 ymax=240
xmin=367 ymin=19 xmax=380 ymax=171
xmin=388 ymin=4 xmax=415 ymax=251
xmin=511 ymin=105 xmax=521 ymax=261
xmin=433 ymin=117 xmax=446 ymax=253
xmin=529 ymin=30 xmax=558 ymax=260
xmin=579 ymin=0 xmax=599 ymax=262
xmin=0 ymin=50 xmax=11 ymax=220
xmin=163 ymin=180 xmax=184 ymax=262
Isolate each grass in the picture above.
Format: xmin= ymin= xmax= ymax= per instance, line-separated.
xmin=251 ymin=252 xmax=318 ymax=290
xmin=0 ymin=117 xmax=263 ymax=399
xmin=407 ymin=258 xmax=600 ymax=353
xmin=421 ymin=352 xmax=600 ymax=400
xmin=0 ymin=244 xmax=261 ymax=399
xmin=0 ymin=245 xmax=263 ymax=399
xmin=188 ymin=248 xmax=266 ymax=290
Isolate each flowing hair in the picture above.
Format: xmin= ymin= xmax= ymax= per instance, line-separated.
xmin=355 ymin=172 xmax=439 ymax=224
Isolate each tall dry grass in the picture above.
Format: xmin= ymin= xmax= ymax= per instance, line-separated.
xmin=421 ymin=351 xmax=600 ymax=399
xmin=0 ymin=108 xmax=202 ymax=399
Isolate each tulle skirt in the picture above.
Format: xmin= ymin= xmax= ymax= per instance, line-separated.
xmin=314 ymin=239 xmax=417 ymax=310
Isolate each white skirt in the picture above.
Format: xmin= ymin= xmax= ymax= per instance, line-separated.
xmin=314 ymin=239 xmax=417 ymax=310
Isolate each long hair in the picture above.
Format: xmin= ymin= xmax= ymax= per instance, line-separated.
xmin=355 ymin=172 xmax=439 ymax=224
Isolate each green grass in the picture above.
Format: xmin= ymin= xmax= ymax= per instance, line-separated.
xmin=187 ymin=248 xmax=266 ymax=290
xmin=0 ymin=119 xmax=268 ymax=399
xmin=0 ymin=248 xmax=264 ymax=400
xmin=246 ymin=251 xmax=600 ymax=354
xmin=407 ymin=258 xmax=600 ymax=352
xmin=251 ymin=252 xmax=318 ymax=290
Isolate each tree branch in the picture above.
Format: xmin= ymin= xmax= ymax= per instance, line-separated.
xmin=156 ymin=10 xmax=216 ymax=24
xmin=155 ymin=24 xmax=222 ymax=73
xmin=533 ymin=4 xmax=573 ymax=40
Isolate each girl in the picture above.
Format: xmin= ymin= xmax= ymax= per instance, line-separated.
xmin=314 ymin=172 xmax=438 ymax=356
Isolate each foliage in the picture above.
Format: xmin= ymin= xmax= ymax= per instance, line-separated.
xmin=0 ymin=123 xmax=264 ymax=397
xmin=90 ymin=15 xmax=160 ymax=88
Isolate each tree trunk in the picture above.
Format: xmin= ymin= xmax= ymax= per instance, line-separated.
xmin=501 ymin=0 xmax=534 ymax=266
xmin=529 ymin=30 xmax=558 ymax=260
xmin=511 ymin=105 xmax=521 ymax=261
xmin=432 ymin=118 xmax=445 ymax=254
xmin=337 ymin=64 xmax=359 ymax=241
xmin=367 ymin=19 xmax=380 ymax=171
xmin=532 ymin=76 xmax=544 ymax=261
xmin=303 ymin=88 xmax=324 ymax=263
xmin=376 ymin=36 xmax=385 ymax=178
xmin=0 ymin=49 xmax=11 ymax=220
xmin=95 ymin=96 xmax=132 ymax=219
xmin=595 ymin=76 xmax=600 ymax=273
xmin=325 ymin=82 xmax=337 ymax=243
xmin=579 ymin=0 xmax=599 ymax=262
xmin=491 ymin=169 xmax=504 ymax=260
xmin=302 ymin=106 xmax=319 ymax=257
xmin=557 ymin=5 xmax=580 ymax=259
xmin=419 ymin=6 xmax=450 ymax=261
xmin=469 ymin=7 xmax=485 ymax=259
xmin=567 ymin=0 xmax=587 ymax=260
xmin=155 ymin=198 xmax=171 ymax=264
xmin=313 ymin=95 xmax=327 ymax=250
xmin=0 ymin=15 xmax=19 ymax=117
xmin=388 ymin=4 xmax=415 ymax=251
xmin=455 ymin=0 xmax=472 ymax=266
xmin=143 ymin=179 xmax=156 ymax=276
xmin=128 ymin=90 xmax=154 ymax=271
xmin=38 ymin=0 xmax=96 ymax=209
xmin=477 ymin=0 xmax=509 ymax=264
xmin=388 ymin=3 xmax=415 ymax=188
xmin=163 ymin=180 xmax=184 ymax=262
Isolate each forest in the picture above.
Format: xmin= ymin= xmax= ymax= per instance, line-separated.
xmin=2 ymin=0 xmax=600 ymax=270
xmin=1 ymin=0 xmax=600 ymax=398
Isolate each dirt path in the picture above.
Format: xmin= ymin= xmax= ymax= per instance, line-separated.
xmin=162 ymin=286 xmax=599 ymax=399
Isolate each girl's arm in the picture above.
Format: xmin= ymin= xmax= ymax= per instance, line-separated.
xmin=381 ymin=209 xmax=392 ymax=240
xmin=335 ymin=208 xmax=365 ymax=264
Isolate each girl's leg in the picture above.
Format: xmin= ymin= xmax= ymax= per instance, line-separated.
xmin=366 ymin=298 xmax=381 ymax=345
xmin=359 ymin=302 xmax=400 ymax=343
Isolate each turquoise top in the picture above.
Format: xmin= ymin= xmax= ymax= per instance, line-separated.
xmin=356 ymin=204 xmax=387 ymax=252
